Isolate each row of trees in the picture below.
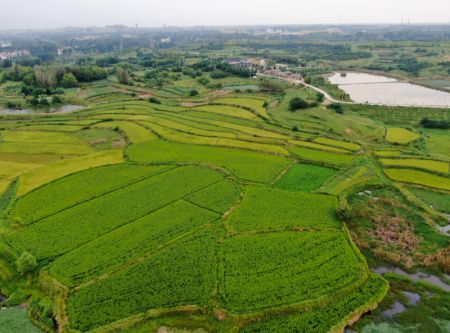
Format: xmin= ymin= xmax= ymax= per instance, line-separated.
xmin=0 ymin=64 xmax=107 ymax=89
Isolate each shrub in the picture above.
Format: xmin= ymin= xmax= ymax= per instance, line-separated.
xmin=328 ymin=103 xmax=344 ymax=114
xmin=148 ymin=97 xmax=161 ymax=104
xmin=15 ymin=251 xmax=37 ymax=275
xmin=51 ymin=96 xmax=62 ymax=105
xmin=289 ymin=97 xmax=309 ymax=111
xmin=189 ymin=89 xmax=199 ymax=96
xmin=61 ymin=72 xmax=78 ymax=88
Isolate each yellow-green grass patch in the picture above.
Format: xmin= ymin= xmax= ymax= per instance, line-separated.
xmin=289 ymin=146 xmax=358 ymax=166
xmin=17 ymin=150 xmax=124 ymax=196
xmin=134 ymin=116 xmax=237 ymax=139
xmin=385 ymin=128 xmax=420 ymax=144
xmin=380 ymin=158 xmax=449 ymax=174
xmin=141 ymin=122 xmax=288 ymax=155
xmin=384 ymin=168 xmax=450 ymax=191
xmin=374 ymin=150 xmax=402 ymax=157
xmin=192 ymin=105 xmax=259 ymax=120
xmin=95 ymin=121 xmax=156 ymax=143
xmin=0 ymin=142 xmax=94 ymax=155
xmin=214 ymin=97 xmax=269 ymax=118
xmin=16 ymin=124 xmax=85 ymax=132
xmin=289 ymin=140 xmax=350 ymax=153
xmin=313 ymin=137 xmax=360 ymax=152
xmin=0 ymin=160 xmax=41 ymax=183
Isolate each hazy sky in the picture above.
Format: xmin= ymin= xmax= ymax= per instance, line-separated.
xmin=1 ymin=0 xmax=450 ymax=30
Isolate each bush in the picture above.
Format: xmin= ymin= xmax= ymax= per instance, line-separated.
xmin=327 ymin=103 xmax=344 ymax=114
xmin=210 ymin=70 xmax=228 ymax=79
xmin=289 ymin=97 xmax=309 ymax=111
xmin=420 ymin=117 xmax=450 ymax=129
xmin=189 ymin=89 xmax=199 ymax=96
xmin=316 ymin=92 xmax=325 ymax=103
xmin=149 ymin=97 xmax=161 ymax=104
xmin=5 ymin=101 xmax=22 ymax=109
xmin=52 ymin=96 xmax=62 ymax=105
xmin=15 ymin=251 xmax=37 ymax=275
xmin=198 ymin=77 xmax=210 ymax=86
xmin=61 ymin=72 xmax=79 ymax=88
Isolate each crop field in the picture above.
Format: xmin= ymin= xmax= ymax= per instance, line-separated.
xmin=16 ymin=150 xmax=124 ymax=196
xmin=385 ymin=127 xmax=420 ymax=144
xmin=408 ymin=187 xmax=450 ymax=214
xmin=313 ymin=137 xmax=361 ymax=152
xmin=213 ymin=97 xmax=269 ymax=118
xmin=220 ymin=231 xmax=366 ymax=312
xmin=192 ymin=105 xmax=259 ymax=120
xmin=275 ymin=163 xmax=337 ymax=192
xmin=379 ymin=158 xmax=449 ymax=173
xmin=2 ymin=80 xmax=446 ymax=333
xmin=227 ymin=185 xmax=339 ymax=232
xmin=384 ymin=168 xmax=450 ymax=191
xmin=289 ymin=146 xmax=358 ymax=165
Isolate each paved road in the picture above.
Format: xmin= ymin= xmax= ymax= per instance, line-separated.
xmin=256 ymin=73 xmax=355 ymax=104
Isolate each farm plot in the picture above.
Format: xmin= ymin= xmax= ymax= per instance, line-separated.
xmin=7 ymin=166 xmax=224 ymax=260
xmin=95 ymin=121 xmax=156 ymax=143
xmin=313 ymin=137 xmax=361 ymax=152
xmin=289 ymin=146 xmax=358 ymax=166
xmin=240 ymin=273 xmax=387 ymax=333
xmin=11 ymin=164 xmax=173 ymax=224
xmin=16 ymin=150 xmax=124 ymax=196
xmin=385 ymin=128 xmax=420 ymax=144
xmin=213 ymin=97 xmax=269 ymax=118
xmin=192 ymin=105 xmax=259 ymax=120
xmin=220 ymin=231 xmax=366 ymax=312
xmin=185 ymin=179 xmax=242 ymax=213
xmin=0 ymin=130 xmax=94 ymax=155
xmin=275 ymin=164 xmax=337 ymax=192
xmin=49 ymin=200 xmax=219 ymax=286
xmin=135 ymin=115 xmax=237 ymax=139
xmin=127 ymin=140 xmax=289 ymax=183
xmin=379 ymin=158 xmax=449 ymax=174
xmin=374 ymin=150 xmax=402 ymax=157
xmin=66 ymin=229 xmax=218 ymax=331
xmin=408 ymin=187 xmax=450 ymax=214
xmin=227 ymin=186 xmax=339 ymax=232
xmin=384 ymin=168 xmax=450 ymax=191
xmin=16 ymin=124 xmax=84 ymax=132
xmin=289 ymin=140 xmax=349 ymax=153
xmin=0 ymin=160 xmax=41 ymax=184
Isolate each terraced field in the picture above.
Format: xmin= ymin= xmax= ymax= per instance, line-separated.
xmin=8 ymin=89 xmax=445 ymax=333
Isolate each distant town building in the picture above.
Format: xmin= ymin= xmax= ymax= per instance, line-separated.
xmin=0 ymin=49 xmax=31 ymax=60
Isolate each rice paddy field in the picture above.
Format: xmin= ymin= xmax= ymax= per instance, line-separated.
xmin=0 ymin=75 xmax=448 ymax=333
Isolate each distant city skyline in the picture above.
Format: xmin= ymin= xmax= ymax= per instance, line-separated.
xmin=1 ymin=0 xmax=449 ymax=30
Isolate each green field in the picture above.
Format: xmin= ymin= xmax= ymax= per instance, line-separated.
xmin=379 ymin=158 xmax=449 ymax=173
xmin=385 ymin=128 xmax=420 ymax=145
xmin=1 ymin=48 xmax=448 ymax=333
xmin=227 ymin=185 xmax=339 ymax=232
xmin=384 ymin=168 xmax=450 ymax=191
xmin=275 ymin=163 xmax=337 ymax=192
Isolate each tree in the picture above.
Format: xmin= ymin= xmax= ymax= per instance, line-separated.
xmin=61 ymin=73 xmax=78 ymax=88
xmin=316 ymin=92 xmax=325 ymax=103
xmin=52 ymin=95 xmax=62 ymax=105
xmin=189 ymin=89 xmax=199 ymax=96
xmin=327 ymin=103 xmax=344 ymax=114
xmin=34 ymin=66 xmax=57 ymax=89
xmin=116 ymin=67 xmax=130 ymax=84
xmin=149 ymin=97 xmax=161 ymax=104
xmin=198 ymin=77 xmax=210 ymax=86
xmin=289 ymin=97 xmax=309 ymax=111
xmin=15 ymin=251 xmax=37 ymax=275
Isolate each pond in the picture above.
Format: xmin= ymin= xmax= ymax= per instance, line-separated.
xmin=328 ymin=72 xmax=450 ymax=107
xmin=0 ymin=104 xmax=84 ymax=115
xmin=373 ymin=266 xmax=450 ymax=292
